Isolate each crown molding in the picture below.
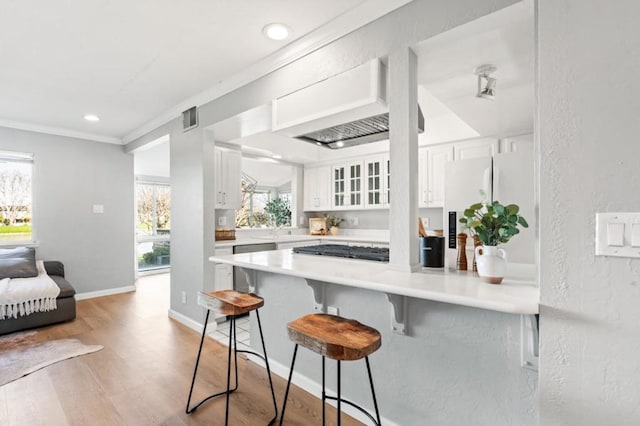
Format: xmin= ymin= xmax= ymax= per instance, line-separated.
xmin=0 ymin=119 xmax=122 ymax=144
xmin=122 ymin=0 xmax=413 ymax=144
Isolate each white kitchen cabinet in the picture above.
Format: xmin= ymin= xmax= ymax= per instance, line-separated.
xmin=214 ymin=247 xmax=233 ymax=292
xmin=419 ymin=145 xmax=453 ymax=208
xmin=332 ymin=161 xmax=363 ymax=210
xmin=303 ymin=166 xmax=331 ymax=211
xmin=214 ymin=149 xmax=241 ymax=209
xmin=364 ymin=155 xmax=390 ymax=209
xmin=500 ymin=134 xmax=533 ymax=153
xmin=453 ymin=138 xmax=499 ymax=161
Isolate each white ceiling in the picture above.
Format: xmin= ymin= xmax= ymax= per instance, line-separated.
xmin=0 ymin=0 xmax=416 ymax=143
xmin=415 ymin=1 xmax=534 ymax=138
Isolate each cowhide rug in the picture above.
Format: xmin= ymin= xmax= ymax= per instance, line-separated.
xmin=0 ymin=330 xmax=102 ymax=386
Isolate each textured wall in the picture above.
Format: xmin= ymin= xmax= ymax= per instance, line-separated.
xmin=0 ymin=126 xmax=135 ymax=293
xmin=253 ymin=272 xmax=537 ymax=425
xmin=538 ymin=1 xmax=640 ymax=424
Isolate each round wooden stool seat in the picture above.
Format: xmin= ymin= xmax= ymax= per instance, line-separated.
xmin=198 ymin=290 xmax=264 ymax=316
xmin=287 ymin=313 xmax=381 ymax=361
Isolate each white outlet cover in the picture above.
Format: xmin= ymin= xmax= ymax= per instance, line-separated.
xmin=92 ymin=204 xmax=104 ymax=214
xmin=218 ymin=216 xmax=227 ymax=226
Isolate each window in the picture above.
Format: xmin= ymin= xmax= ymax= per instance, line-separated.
xmin=236 ymin=185 xmax=271 ymax=228
xmin=0 ymin=151 xmax=33 ymax=242
xmin=136 ymin=182 xmax=170 ymax=271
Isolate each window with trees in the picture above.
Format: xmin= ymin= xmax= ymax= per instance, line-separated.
xmin=0 ymin=151 xmax=33 ymax=242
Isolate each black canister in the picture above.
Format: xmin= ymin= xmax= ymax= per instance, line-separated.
xmin=419 ymin=236 xmax=445 ymax=268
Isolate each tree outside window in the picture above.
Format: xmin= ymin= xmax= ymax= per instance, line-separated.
xmin=0 ymin=153 xmax=33 ymax=242
xmin=136 ymin=182 xmax=171 ymax=271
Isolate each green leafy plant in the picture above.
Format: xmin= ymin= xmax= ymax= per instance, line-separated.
xmin=324 ymin=215 xmax=344 ymax=228
xmin=264 ymin=197 xmax=291 ymax=227
xmin=459 ymin=200 xmax=528 ymax=246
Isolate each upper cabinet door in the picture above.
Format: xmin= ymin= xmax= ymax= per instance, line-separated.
xmin=364 ymin=157 xmax=384 ymax=208
xmin=418 ymin=149 xmax=428 ymax=208
xmin=303 ymin=166 xmax=332 ymax=212
xmin=453 ymin=138 xmax=499 ymax=161
xmin=214 ymin=149 xmax=224 ymax=209
xmin=347 ymin=161 xmax=364 ymax=209
xmin=426 ymin=145 xmax=454 ymax=208
xmin=214 ymin=149 xmax=241 ymax=210
xmin=332 ymin=165 xmax=346 ymax=209
xmin=500 ymin=134 xmax=533 ymax=154
xmin=303 ymin=167 xmax=318 ymax=211
xmin=223 ymin=150 xmax=242 ymax=210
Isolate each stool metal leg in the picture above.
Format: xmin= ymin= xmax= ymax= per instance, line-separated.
xmin=322 ymin=356 xmax=326 ymax=425
xmin=337 ymin=360 xmax=341 ymax=426
xmin=224 ymin=317 xmax=235 ymax=426
xmin=255 ymin=310 xmax=278 ymax=425
xmin=279 ymin=344 xmax=299 ymax=426
xmin=323 ymin=358 xmax=382 ymax=425
xmin=186 ymin=309 xmax=211 ymax=414
xmin=365 ymin=356 xmax=381 ymax=425
xmin=186 ymin=312 xmax=240 ymax=415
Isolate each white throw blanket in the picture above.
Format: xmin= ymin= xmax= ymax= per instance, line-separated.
xmin=0 ymin=261 xmax=60 ymax=320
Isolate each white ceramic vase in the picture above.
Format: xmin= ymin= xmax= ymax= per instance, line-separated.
xmin=329 ymin=226 xmax=339 ymax=236
xmin=474 ymin=245 xmax=507 ymax=284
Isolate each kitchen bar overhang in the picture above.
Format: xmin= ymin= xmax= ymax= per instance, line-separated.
xmin=209 ymin=248 xmax=540 ymax=370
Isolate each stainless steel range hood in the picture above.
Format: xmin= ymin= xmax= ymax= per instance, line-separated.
xmin=272 ymin=59 xmax=424 ymax=149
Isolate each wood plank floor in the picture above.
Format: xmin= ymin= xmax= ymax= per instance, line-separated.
xmin=0 ymin=274 xmax=363 ymax=425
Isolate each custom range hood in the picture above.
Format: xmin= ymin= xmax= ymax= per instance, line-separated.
xmin=272 ymin=59 xmax=424 ymax=149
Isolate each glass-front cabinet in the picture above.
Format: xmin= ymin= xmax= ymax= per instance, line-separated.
xmin=364 ymin=155 xmax=390 ymax=209
xmin=332 ymin=161 xmax=363 ymax=209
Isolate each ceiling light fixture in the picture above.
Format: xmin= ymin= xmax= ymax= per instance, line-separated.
xmin=474 ymin=64 xmax=497 ymax=101
xmin=263 ymin=23 xmax=290 ymax=41
xmin=83 ymin=114 xmax=100 ymax=122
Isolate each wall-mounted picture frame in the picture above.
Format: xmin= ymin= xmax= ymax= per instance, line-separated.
xmin=309 ymin=218 xmax=327 ymax=235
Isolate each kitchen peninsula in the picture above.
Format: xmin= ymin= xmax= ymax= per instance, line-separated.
xmin=208 ymin=249 xmax=539 ymax=425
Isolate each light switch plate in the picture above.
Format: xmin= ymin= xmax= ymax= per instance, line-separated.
xmin=93 ymin=204 xmax=104 ymax=214
xmin=596 ymin=213 xmax=640 ymax=258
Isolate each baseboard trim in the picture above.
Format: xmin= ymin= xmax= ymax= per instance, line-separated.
xmin=247 ymin=354 xmax=398 ymax=426
xmin=75 ymin=285 xmax=136 ymax=300
xmin=167 ymin=309 xmax=217 ymax=333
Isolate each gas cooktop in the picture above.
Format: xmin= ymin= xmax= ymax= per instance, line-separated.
xmin=292 ymin=244 xmax=389 ymax=262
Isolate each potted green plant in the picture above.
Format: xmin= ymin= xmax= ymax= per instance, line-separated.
xmin=459 ymin=200 xmax=528 ymax=284
xmin=324 ymin=215 xmax=344 ymax=236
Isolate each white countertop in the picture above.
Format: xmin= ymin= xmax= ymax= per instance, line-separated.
xmin=214 ymin=234 xmax=389 ymax=248
xmin=209 ymin=249 xmax=539 ymax=315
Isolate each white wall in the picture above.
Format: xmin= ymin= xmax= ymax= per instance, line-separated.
xmin=0 ymin=126 xmax=135 ymax=293
xmin=538 ymin=1 xmax=640 ymax=424
xmin=169 ymin=125 xmax=217 ymax=319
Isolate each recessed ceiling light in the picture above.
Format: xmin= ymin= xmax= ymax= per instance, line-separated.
xmin=272 ymin=154 xmax=283 ymax=159
xmin=83 ymin=114 xmax=100 ymax=122
xmin=335 ymin=141 xmax=345 ymax=148
xmin=263 ymin=23 xmax=290 ymax=41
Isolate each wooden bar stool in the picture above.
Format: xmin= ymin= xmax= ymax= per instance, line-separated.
xmin=279 ymin=313 xmax=382 ymax=426
xmin=186 ymin=290 xmax=278 ymax=425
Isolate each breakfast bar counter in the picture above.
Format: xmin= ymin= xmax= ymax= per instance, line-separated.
xmin=208 ymin=249 xmax=539 ymax=315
